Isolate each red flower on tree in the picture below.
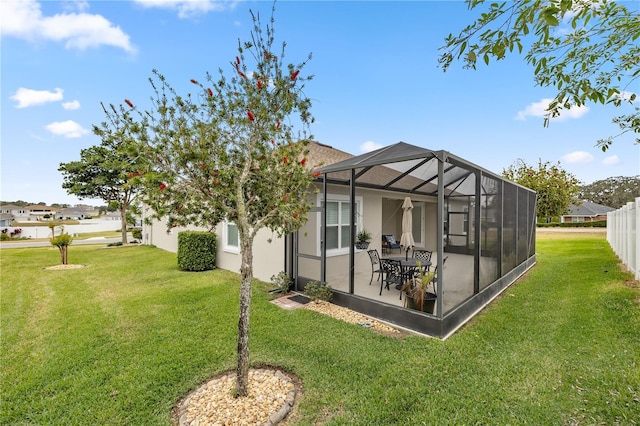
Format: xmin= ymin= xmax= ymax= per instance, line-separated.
xmin=190 ymin=79 xmax=198 ymax=84
xmin=207 ymin=88 xmax=213 ymax=97
xmin=257 ymin=80 xmax=263 ymax=89
xmin=312 ymin=171 xmax=322 ymax=178
xmin=300 ymin=158 xmax=307 ymax=166
xmin=236 ymin=56 xmax=241 ymax=65
xmin=159 ymin=183 xmax=167 ymax=190
xmin=291 ymin=70 xmax=300 ymax=80
xmin=125 ymin=99 xmax=134 ymax=108
xmin=283 ymin=156 xmax=288 ymax=164
xmin=247 ymin=111 xmax=255 ymax=121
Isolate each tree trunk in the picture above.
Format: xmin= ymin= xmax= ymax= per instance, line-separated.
xmin=119 ymin=204 xmax=128 ymax=245
xmin=59 ymin=246 xmax=68 ymax=265
xmin=236 ymin=237 xmax=253 ymax=397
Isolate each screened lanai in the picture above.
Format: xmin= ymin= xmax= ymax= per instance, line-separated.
xmin=291 ymin=142 xmax=537 ymax=338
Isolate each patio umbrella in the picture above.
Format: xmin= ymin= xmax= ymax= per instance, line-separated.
xmin=400 ymin=196 xmax=415 ymax=260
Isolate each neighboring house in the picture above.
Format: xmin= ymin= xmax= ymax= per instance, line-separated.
xmin=24 ymin=205 xmax=57 ymax=221
xmin=0 ymin=204 xmax=58 ymax=222
xmin=562 ymin=200 xmax=615 ymax=223
xmin=0 ymin=213 xmax=13 ymax=227
xmin=143 ymin=141 xmax=537 ymax=338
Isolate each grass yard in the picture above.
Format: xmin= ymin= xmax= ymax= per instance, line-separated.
xmin=1 ymin=234 xmax=638 ymax=424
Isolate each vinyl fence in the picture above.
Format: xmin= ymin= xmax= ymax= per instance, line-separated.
xmin=4 ymin=220 xmax=123 ymax=240
xmin=607 ymin=197 xmax=640 ymax=280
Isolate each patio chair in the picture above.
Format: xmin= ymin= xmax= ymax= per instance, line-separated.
xmin=379 ymin=258 xmax=403 ymax=296
xmin=412 ymin=249 xmax=433 ymax=271
xmin=367 ymin=249 xmax=383 ymax=286
xmin=382 ymin=234 xmax=401 ymax=254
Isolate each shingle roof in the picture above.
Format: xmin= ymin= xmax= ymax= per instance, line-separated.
xmin=568 ymin=200 xmax=615 ymax=217
xmin=305 ymin=141 xmax=354 ymax=169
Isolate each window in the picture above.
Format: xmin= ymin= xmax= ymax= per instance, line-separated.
xmin=223 ymin=221 xmax=239 ymax=253
xmin=318 ymin=194 xmax=363 ymax=256
xmin=411 ymin=202 xmax=424 ymax=246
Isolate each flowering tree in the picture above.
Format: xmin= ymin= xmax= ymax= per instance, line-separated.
xmin=503 ymin=159 xmax=580 ymax=222
xmin=122 ymin=8 xmax=316 ymax=397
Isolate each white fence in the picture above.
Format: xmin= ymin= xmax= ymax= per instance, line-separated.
xmin=607 ymin=197 xmax=640 ymax=280
xmin=4 ymin=220 xmax=123 ymax=240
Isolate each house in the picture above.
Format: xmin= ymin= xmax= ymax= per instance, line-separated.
xmin=143 ymin=141 xmax=536 ymax=338
xmin=561 ymin=200 xmax=614 ymax=223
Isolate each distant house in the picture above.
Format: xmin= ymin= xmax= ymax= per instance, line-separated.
xmin=561 ymin=200 xmax=615 ymax=223
xmin=0 ymin=204 xmax=58 ymax=222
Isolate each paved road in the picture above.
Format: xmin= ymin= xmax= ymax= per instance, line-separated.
xmin=0 ymin=237 xmax=132 ymax=249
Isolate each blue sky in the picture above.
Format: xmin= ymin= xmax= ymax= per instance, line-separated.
xmin=2 ymin=0 xmax=638 ymax=206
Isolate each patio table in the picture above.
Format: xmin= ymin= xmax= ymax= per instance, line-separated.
xmin=383 ymin=256 xmax=432 ymax=295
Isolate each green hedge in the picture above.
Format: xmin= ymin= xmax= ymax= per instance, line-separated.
xmin=537 ymin=220 xmax=607 ymax=228
xmin=131 ymin=227 xmax=142 ymax=240
xmin=177 ymin=231 xmax=216 ymax=271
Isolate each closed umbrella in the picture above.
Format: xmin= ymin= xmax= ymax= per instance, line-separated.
xmin=400 ymin=196 xmax=415 ymax=260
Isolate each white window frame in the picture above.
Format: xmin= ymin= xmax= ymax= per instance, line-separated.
xmin=317 ymin=193 xmax=363 ymax=257
xmin=222 ymin=221 xmax=240 ymax=253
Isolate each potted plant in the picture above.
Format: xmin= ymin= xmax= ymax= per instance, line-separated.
xmin=401 ymin=261 xmax=437 ymax=313
xmin=355 ymin=229 xmax=372 ymax=249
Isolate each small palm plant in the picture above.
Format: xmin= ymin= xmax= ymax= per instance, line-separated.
xmin=401 ymin=261 xmax=436 ymax=312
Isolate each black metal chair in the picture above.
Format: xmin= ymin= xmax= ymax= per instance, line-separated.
xmin=379 ymin=258 xmax=403 ymax=296
xmin=367 ymin=249 xmax=383 ymax=286
xmin=382 ymin=234 xmax=401 ymax=254
xmin=412 ymin=249 xmax=433 ymax=271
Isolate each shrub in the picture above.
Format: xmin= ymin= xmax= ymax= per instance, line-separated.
xmin=177 ymin=231 xmax=216 ymax=272
xmin=131 ymin=227 xmax=142 ymax=240
xmin=270 ymin=271 xmax=292 ymax=294
xmin=304 ymin=280 xmax=333 ymax=302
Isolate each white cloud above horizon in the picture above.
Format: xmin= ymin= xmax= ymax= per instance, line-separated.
xmin=515 ymin=98 xmax=590 ymax=121
xmin=11 ymin=87 xmax=63 ymax=108
xmin=360 ymin=140 xmax=383 ymax=153
xmin=0 ymin=0 xmax=136 ymax=53
xmin=62 ymin=100 xmax=81 ymax=110
xmin=602 ymin=155 xmax=620 ymax=166
xmin=45 ymin=120 xmax=89 ymax=138
xmin=132 ymin=0 xmax=235 ymax=18
xmin=562 ymin=151 xmax=594 ymax=164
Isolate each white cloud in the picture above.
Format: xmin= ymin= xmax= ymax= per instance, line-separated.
xmin=11 ymin=87 xmax=63 ymax=108
xmin=45 ymin=120 xmax=89 ymax=138
xmin=360 ymin=141 xmax=383 ymax=153
xmin=515 ymin=98 xmax=589 ymax=121
xmin=133 ymin=0 xmax=235 ymax=18
xmin=62 ymin=100 xmax=81 ymax=110
xmin=602 ymin=155 xmax=620 ymax=166
xmin=562 ymin=151 xmax=594 ymax=164
xmin=0 ymin=0 xmax=136 ymax=53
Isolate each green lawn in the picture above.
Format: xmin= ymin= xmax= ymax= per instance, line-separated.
xmin=1 ymin=235 xmax=638 ymax=424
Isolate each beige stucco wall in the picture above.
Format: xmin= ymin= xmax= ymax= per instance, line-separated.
xmin=142 ymin=210 xmax=285 ymax=283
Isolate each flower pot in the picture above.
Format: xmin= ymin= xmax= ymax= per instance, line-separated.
xmin=355 ymin=242 xmax=370 ymax=250
xmin=404 ymin=292 xmax=436 ymax=314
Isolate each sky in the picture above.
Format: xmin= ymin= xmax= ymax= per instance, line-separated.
xmin=2 ymin=0 xmax=639 ymax=206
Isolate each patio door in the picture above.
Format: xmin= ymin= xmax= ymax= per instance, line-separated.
xmin=446 ymin=197 xmax=474 ymax=255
